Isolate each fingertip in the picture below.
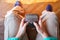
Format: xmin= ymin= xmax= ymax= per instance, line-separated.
xmin=33 ymin=22 xmax=35 ymax=24
xmin=33 ymin=22 xmax=39 ymax=31
xmin=21 ymin=18 xmax=25 ymax=22
xmin=25 ymin=22 xmax=28 ymax=25
xmin=20 ymin=18 xmax=25 ymax=25
xmin=23 ymin=22 xmax=28 ymax=28
xmin=33 ymin=22 xmax=38 ymax=27
xmin=33 ymin=22 xmax=36 ymax=26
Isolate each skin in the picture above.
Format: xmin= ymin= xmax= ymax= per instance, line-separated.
xmin=15 ymin=18 xmax=28 ymax=38
xmin=33 ymin=18 xmax=50 ymax=38
xmin=11 ymin=5 xmax=50 ymax=39
xmin=10 ymin=6 xmax=27 ymax=38
xmin=15 ymin=18 xmax=50 ymax=38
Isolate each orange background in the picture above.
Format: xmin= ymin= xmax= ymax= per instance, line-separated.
xmin=0 ymin=0 xmax=60 ymax=40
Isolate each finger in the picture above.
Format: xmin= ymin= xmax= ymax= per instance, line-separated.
xmin=33 ymin=22 xmax=39 ymax=30
xmin=23 ymin=22 xmax=28 ymax=29
xmin=39 ymin=16 xmax=42 ymax=22
xmin=39 ymin=17 xmax=42 ymax=28
xmin=33 ymin=22 xmax=43 ymax=34
xmin=39 ymin=16 xmax=41 ymax=25
xmin=20 ymin=18 xmax=25 ymax=26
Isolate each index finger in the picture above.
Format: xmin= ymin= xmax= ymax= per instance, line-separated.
xmin=20 ymin=18 xmax=25 ymax=26
xmin=33 ymin=22 xmax=39 ymax=31
xmin=39 ymin=17 xmax=42 ymax=28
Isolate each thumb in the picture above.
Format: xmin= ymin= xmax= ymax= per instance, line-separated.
xmin=23 ymin=22 xmax=28 ymax=29
xmin=39 ymin=18 xmax=42 ymax=28
xmin=33 ymin=22 xmax=39 ymax=31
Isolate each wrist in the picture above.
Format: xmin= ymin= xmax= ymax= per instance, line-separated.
xmin=16 ymin=33 xmax=22 ymax=38
xmin=16 ymin=35 xmax=22 ymax=38
xmin=42 ymin=33 xmax=50 ymax=38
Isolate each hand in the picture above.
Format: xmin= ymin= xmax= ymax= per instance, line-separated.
xmin=33 ymin=18 xmax=50 ymax=38
xmin=16 ymin=18 xmax=28 ymax=38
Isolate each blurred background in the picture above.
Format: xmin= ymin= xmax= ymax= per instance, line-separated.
xmin=0 ymin=0 xmax=60 ymax=40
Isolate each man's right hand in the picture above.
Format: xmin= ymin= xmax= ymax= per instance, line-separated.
xmin=33 ymin=18 xmax=50 ymax=38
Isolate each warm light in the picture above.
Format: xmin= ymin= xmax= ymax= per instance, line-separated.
xmin=5 ymin=0 xmax=58 ymax=4
xmin=5 ymin=0 xmax=16 ymax=3
xmin=20 ymin=0 xmax=58 ymax=4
